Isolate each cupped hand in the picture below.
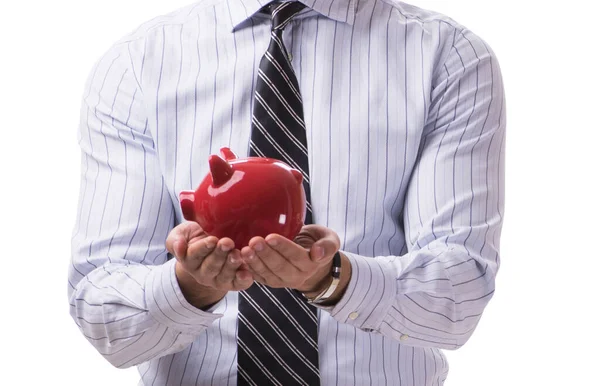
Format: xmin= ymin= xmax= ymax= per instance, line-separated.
xmin=240 ymin=224 xmax=341 ymax=293
xmin=166 ymin=222 xmax=254 ymax=308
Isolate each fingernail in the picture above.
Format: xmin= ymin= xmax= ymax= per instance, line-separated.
xmin=266 ymin=238 xmax=278 ymax=247
xmin=205 ymin=241 xmax=216 ymax=249
xmin=229 ymin=254 xmax=238 ymax=264
xmin=220 ymin=244 xmax=233 ymax=252
xmin=315 ymin=246 xmax=325 ymax=259
xmin=253 ymin=242 xmax=264 ymax=252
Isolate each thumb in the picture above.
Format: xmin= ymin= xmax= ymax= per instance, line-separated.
xmin=302 ymin=225 xmax=340 ymax=262
xmin=166 ymin=221 xmax=203 ymax=258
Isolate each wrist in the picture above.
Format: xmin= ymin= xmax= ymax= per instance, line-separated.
xmin=300 ymin=252 xmax=345 ymax=305
xmin=175 ymin=262 xmax=227 ymax=310
xmin=301 ymin=267 xmax=333 ymax=298
xmin=299 ymin=260 xmax=333 ymax=295
xmin=314 ymin=252 xmax=351 ymax=306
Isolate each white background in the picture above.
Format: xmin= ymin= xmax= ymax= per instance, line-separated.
xmin=1 ymin=0 xmax=598 ymax=385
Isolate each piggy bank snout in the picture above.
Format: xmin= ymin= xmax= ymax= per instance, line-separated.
xmin=179 ymin=191 xmax=196 ymax=222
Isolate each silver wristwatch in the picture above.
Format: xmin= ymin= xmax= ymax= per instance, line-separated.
xmin=304 ymin=252 xmax=342 ymax=304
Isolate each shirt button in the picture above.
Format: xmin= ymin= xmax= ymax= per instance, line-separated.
xmin=349 ymin=311 xmax=359 ymax=320
xmin=288 ymin=53 xmax=293 ymax=61
xmin=400 ymin=334 xmax=409 ymax=341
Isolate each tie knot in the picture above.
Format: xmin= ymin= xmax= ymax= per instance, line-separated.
xmin=269 ymin=2 xmax=306 ymax=31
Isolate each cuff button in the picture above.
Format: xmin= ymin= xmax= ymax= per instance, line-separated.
xmin=349 ymin=311 xmax=359 ymax=320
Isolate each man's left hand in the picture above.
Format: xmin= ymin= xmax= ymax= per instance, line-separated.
xmin=240 ymin=225 xmax=340 ymax=293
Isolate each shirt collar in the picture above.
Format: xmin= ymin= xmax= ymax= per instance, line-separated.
xmin=226 ymin=0 xmax=358 ymax=31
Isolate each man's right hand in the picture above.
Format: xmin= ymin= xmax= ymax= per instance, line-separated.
xmin=166 ymin=221 xmax=254 ymax=310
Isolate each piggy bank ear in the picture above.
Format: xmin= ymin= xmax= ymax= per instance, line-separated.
xmin=209 ymin=155 xmax=234 ymax=187
xmin=220 ymin=147 xmax=237 ymax=161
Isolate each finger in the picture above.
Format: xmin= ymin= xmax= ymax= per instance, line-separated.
xmin=180 ymin=237 xmax=218 ymax=272
xmin=166 ymin=221 xmax=204 ymax=258
xmin=214 ymin=249 xmax=243 ymax=288
xmin=239 ymin=262 xmax=250 ymax=271
xmin=233 ymin=264 xmax=257 ymax=291
xmin=264 ymin=234 xmax=313 ymax=272
xmin=309 ymin=239 xmax=338 ymax=263
xmin=249 ymin=237 xmax=302 ymax=279
xmin=241 ymin=245 xmax=283 ymax=285
xmin=293 ymin=228 xmax=318 ymax=249
xmin=187 ymin=235 xmax=219 ymax=258
xmin=174 ymin=239 xmax=188 ymax=260
xmin=233 ymin=268 xmax=254 ymax=291
xmin=302 ymin=225 xmax=341 ymax=263
xmin=199 ymin=238 xmax=235 ymax=278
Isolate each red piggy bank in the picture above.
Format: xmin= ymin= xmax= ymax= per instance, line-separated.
xmin=179 ymin=147 xmax=307 ymax=248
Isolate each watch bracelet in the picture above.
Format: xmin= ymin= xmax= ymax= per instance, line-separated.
xmin=304 ymin=251 xmax=342 ymax=304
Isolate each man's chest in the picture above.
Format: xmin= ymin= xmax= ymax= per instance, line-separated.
xmin=137 ymin=22 xmax=432 ymax=229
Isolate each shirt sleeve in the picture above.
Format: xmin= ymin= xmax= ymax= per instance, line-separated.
xmin=319 ymin=27 xmax=506 ymax=350
xmin=68 ymin=39 xmax=223 ymax=369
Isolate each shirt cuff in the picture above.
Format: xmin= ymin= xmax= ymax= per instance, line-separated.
xmin=145 ymin=259 xmax=223 ymax=334
xmin=318 ymin=251 xmax=397 ymax=331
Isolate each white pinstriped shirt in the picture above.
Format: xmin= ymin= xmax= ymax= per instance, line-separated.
xmin=68 ymin=0 xmax=506 ymax=384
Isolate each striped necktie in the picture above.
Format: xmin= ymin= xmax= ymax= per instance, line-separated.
xmin=237 ymin=2 xmax=320 ymax=385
